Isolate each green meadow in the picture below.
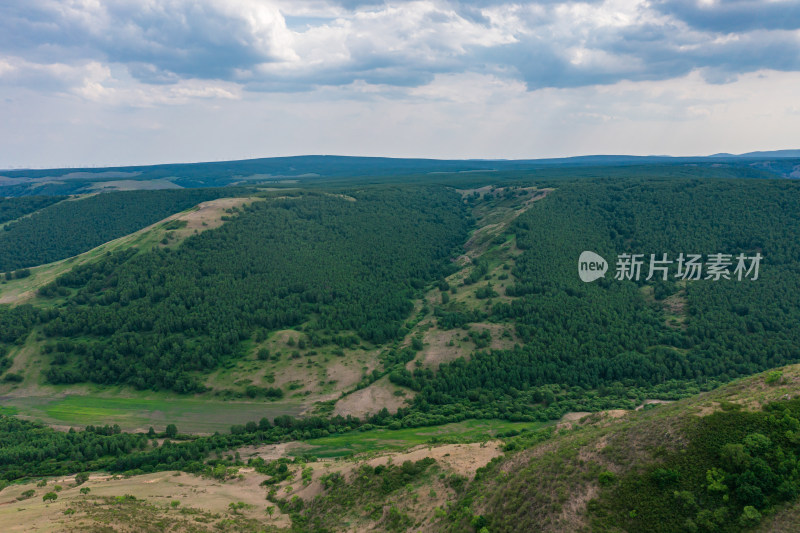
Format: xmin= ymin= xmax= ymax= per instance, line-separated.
xmin=0 ymin=393 xmax=303 ymax=434
xmin=295 ymin=418 xmax=548 ymax=458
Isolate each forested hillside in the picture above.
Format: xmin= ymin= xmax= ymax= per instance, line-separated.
xmin=0 ymin=195 xmax=66 ymax=225
xmin=0 ymin=188 xmax=247 ymax=272
xmin=25 ymin=187 xmax=469 ymax=392
xmin=2 ymin=177 xmax=799 ymax=414
xmin=392 ymin=178 xmax=800 ymax=423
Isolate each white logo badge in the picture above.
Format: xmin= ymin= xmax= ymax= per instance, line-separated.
xmin=579 ymin=251 xmax=607 ymax=282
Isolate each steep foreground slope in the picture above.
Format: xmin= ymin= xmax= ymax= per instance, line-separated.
xmin=449 ymin=366 xmax=800 ymax=533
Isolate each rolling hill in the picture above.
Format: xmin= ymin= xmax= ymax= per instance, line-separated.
xmin=1 ymin=151 xmax=798 ymax=197
xmin=0 ymin=162 xmax=799 ymax=531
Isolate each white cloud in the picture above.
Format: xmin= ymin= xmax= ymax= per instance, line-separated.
xmin=408 ymin=71 xmax=526 ymax=104
xmin=1 ymin=0 xmax=800 ymax=167
xmin=0 ymin=55 xmax=241 ymax=106
xmin=0 ymin=56 xmax=107 ymax=92
xmin=3 ymin=0 xmax=799 ymax=93
xmin=209 ymin=0 xmax=298 ymax=61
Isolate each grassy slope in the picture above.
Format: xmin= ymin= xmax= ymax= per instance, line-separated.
xmin=448 ymin=363 xmax=800 ymax=533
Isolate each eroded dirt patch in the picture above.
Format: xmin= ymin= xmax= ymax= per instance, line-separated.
xmin=165 ymin=196 xmax=266 ymax=241
xmin=366 ymin=441 xmax=503 ymax=479
xmin=333 ymin=377 xmax=411 ymax=418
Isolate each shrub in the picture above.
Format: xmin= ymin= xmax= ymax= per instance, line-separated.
xmin=765 ymin=371 xmax=783 ymax=385
xmin=17 ymin=489 xmax=35 ymax=501
xmin=598 ymin=471 xmax=617 ymax=486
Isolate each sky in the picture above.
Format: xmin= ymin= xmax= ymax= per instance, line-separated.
xmin=1 ymin=0 xmax=799 ymax=168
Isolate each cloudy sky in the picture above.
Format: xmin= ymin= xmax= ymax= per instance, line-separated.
xmin=1 ymin=0 xmax=799 ymax=168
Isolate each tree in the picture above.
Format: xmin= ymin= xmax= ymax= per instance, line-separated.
xmin=165 ymin=424 xmax=178 ymax=438
xmin=598 ymin=471 xmax=616 ymax=486
xmin=651 ymin=468 xmax=680 ymax=488
xmin=706 ymin=468 xmax=728 ymax=493
xmin=228 ymin=501 xmax=247 ymax=514
xmin=740 ymin=505 xmax=761 ymax=526
xmin=42 ymin=492 xmax=58 ymax=503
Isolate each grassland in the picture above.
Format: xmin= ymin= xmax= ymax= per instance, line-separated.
xmin=0 ymin=325 xmax=303 ymax=433
xmin=204 ymin=327 xmax=380 ymax=404
xmin=0 ymin=470 xmax=286 ymax=533
xmin=0 ymin=435 xmax=508 ymax=532
xmin=0 ymin=392 xmax=304 ymax=434
xmin=294 ymin=418 xmax=547 ymax=458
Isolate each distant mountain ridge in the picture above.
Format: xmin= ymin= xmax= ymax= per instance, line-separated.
xmin=710 ymin=149 xmax=800 ymax=158
xmin=1 ymin=150 xmax=798 ymax=197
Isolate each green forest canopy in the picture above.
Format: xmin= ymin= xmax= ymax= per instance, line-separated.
xmin=393 ymin=178 xmax=800 ymax=421
xmin=0 ymin=188 xmax=248 ymax=272
xmin=27 ymin=186 xmax=469 ymax=392
xmin=1 ymin=176 xmax=799 ymax=424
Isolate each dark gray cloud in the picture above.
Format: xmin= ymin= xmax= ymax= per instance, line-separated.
xmin=654 ymin=0 xmax=800 ymax=33
xmin=1 ymin=0 xmax=799 ymax=95
xmin=0 ymin=1 xmax=276 ymax=82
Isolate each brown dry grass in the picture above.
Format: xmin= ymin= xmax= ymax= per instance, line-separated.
xmin=333 ymin=376 xmax=411 ymax=418
xmin=164 ymin=196 xmax=265 ymax=241
xmin=413 ymin=328 xmax=470 ymax=369
xmin=0 ymin=470 xmax=285 ymax=532
xmin=756 ymin=499 xmax=800 ymax=532
xmin=366 ymin=441 xmax=503 ymax=478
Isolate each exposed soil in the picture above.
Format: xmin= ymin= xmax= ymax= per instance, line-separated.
xmin=0 ymin=470 xmax=284 ymax=532
xmin=165 ymin=196 xmax=265 ymax=241
xmin=413 ymin=328 xmax=470 ymax=369
xmin=333 ymin=377 xmax=411 ymax=418
xmin=366 ymin=441 xmax=503 ymax=479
